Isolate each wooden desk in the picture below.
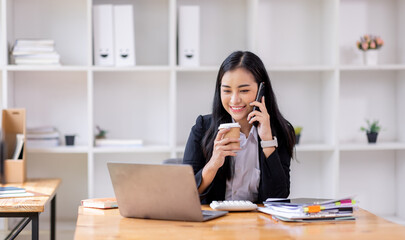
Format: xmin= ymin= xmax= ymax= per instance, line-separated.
xmin=74 ymin=205 xmax=405 ymax=239
xmin=0 ymin=178 xmax=61 ymax=240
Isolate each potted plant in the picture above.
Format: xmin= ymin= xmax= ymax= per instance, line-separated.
xmin=360 ymin=119 xmax=381 ymax=144
xmin=95 ymin=125 xmax=108 ymax=139
xmin=294 ymin=126 xmax=303 ymax=145
xmin=356 ymin=34 xmax=384 ymax=65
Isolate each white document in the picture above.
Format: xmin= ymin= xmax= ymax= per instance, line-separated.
xmin=12 ymin=134 xmax=24 ymax=160
xmin=114 ymin=5 xmax=136 ymax=66
xmin=93 ymin=5 xmax=114 ymax=66
xmin=0 ymin=192 xmax=35 ymax=198
xmin=178 ymin=6 xmax=200 ymax=66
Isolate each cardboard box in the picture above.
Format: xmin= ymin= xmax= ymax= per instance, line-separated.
xmin=2 ymin=109 xmax=26 ymax=183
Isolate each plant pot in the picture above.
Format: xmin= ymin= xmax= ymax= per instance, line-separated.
xmin=65 ymin=135 xmax=76 ymax=146
xmin=295 ymin=134 xmax=301 ymax=145
xmin=363 ymin=50 xmax=378 ymax=66
xmin=366 ymin=132 xmax=378 ymax=144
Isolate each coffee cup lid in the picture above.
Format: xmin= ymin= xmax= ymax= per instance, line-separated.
xmin=218 ymin=123 xmax=241 ymax=130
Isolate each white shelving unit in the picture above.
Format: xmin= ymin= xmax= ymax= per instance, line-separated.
xmin=1 ymin=0 xmax=404 ymax=226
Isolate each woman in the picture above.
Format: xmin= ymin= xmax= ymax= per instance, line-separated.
xmin=183 ymin=51 xmax=295 ymax=204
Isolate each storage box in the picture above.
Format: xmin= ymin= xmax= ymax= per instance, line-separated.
xmin=178 ymin=6 xmax=200 ymax=66
xmin=114 ymin=5 xmax=136 ymax=66
xmin=93 ymin=5 xmax=115 ymax=66
xmin=1 ymin=109 xmax=26 ymax=183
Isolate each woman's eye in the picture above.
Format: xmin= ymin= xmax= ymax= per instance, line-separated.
xmin=240 ymin=90 xmax=249 ymax=93
xmin=222 ymin=90 xmax=231 ymax=93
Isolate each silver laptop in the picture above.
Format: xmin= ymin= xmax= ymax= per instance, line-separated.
xmin=107 ymin=162 xmax=228 ymax=222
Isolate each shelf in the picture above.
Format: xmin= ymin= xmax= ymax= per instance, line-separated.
xmin=92 ymin=66 xmax=171 ymax=72
xmin=175 ymin=144 xmax=335 ymax=153
xmin=339 ymin=64 xmax=405 ymax=71
xmin=8 ymin=0 xmax=88 ymax=66
xmin=271 ymin=71 xmax=336 ymax=144
xmin=339 ymin=142 xmax=405 ymax=151
xmin=175 ymin=66 xmax=218 ymax=72
xmin=339 ymin=0 xmax=405 ymax=66
xmin=174 ymin=64 xmax=405 ymax=72
xmin=5 ymin=63 xmax=404 ymax=73
xmin=296 ymin=144 xmax=335 ymax=152
xmin=268 ymin=65 xmax=335 ymax=72
xmin=93 ymin=72 xmax=170 ymax=145
xmin=6 ymin=65 xmax=88 ymax=72
xmin=27 ymin=146 xmax=89 ymax=154
xmin=93 ymin=145 xmax=171 ymax=153
xmin=176 ymin=65 xmax=338 ymax=72
xmin=339 ymin=72 xmax=401 ymax=144
xmin=257 ymin=0 xmax=336 ymax=66
xmin=268 ymin=64 xmax=405 ymax=72
xmin=176 ymin=0 xmax=249 ymax=66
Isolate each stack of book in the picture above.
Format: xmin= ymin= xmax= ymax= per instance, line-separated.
xmin=81 ymin=197 xmax=118 ymax=209
xmin=258 ymin=197 xmax=357 ymax=222
xmin=11 ymin=39 xmax=61 ymax=65
xmin=26 ymin=126 xmax=60 ymax=148
xmin=0 ymin=187 xmax=34 ymax=198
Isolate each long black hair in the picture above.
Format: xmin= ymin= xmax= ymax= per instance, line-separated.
xmin=202 ymin=51 xmax=295 ymax=178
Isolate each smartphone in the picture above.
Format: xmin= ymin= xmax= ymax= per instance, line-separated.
xmin=252 ymin=82 xmax=265 ymax=127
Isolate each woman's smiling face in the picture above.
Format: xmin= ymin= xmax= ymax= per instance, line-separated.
xmin=220 ymin=68 xmax=258 ymax=124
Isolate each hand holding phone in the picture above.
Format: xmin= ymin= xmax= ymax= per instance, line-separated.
xmin=252 ymin=82 xmax=265 ymax=127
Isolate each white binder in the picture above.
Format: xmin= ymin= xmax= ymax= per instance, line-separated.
xmin=178 ymin=6 xmax=200 ymax=67
xmin=114 ymin=5 xmax=136 ymax=66
xmin=93 ymin=5 xmax=114 ymax=66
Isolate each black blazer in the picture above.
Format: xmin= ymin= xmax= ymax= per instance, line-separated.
xmin=183 ymin=114 xmax=291 ymax=204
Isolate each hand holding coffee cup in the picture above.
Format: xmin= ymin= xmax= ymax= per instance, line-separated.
xmin=208 ymin=123 xmax=241 ymax=170
xmin=218 ymin=123 xmax=241 ymax=152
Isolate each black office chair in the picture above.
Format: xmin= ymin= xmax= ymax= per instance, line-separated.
xmin=162 ymin=158 xmax=183 ymax=164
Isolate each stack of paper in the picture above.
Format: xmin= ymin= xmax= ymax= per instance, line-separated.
xmin=258 ymin=197 xmax=357 ymax=222
xmin=26 ymin=126 xmax=60 ymax=148
xmin=0 ymin=187 xmax=34 ymax=198
xmin=11 ymin=39 xmax=61 ymax=65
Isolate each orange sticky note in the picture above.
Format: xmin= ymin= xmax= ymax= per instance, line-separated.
xmin=307 ymin=205 xmax=321 ymax=213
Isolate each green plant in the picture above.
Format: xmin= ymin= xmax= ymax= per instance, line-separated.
xmin=360 ymin=119 xmax=381 ymax=133
xmin=95 ymin=125 xmax=108 ymax=139
xmin=294 ymin=126 xmax=303 ymax=135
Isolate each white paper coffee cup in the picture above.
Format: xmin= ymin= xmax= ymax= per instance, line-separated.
xmin=218 ymin=123 xmax=240 ymax=150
